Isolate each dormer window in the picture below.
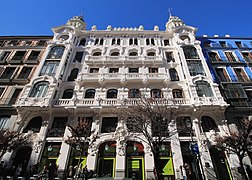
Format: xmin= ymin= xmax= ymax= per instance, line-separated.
xmin=147 ymin=52 xmax=156 ymax=56
xmin=92 ymin=51 xmax=102 ymax=56
xmin=111 ymin=51 xmax=120 ymax=56
xmin=129 ymin=52 xmax=138 ymax=56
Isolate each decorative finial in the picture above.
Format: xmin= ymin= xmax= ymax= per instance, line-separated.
xmin=80 ymin=8 xmax=84 ymax=19
xmin=168 ymin=8 xmax=173 ymax=18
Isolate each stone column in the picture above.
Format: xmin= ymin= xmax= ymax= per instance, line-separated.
xmin=169 ymin=120 xmax=185 ymax=180
xmin=115 ymin=140 xmax=126 ymax=178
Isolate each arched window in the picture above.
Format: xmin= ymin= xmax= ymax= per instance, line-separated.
xmin=129 ymin=52 xmax=138 ymax=56
xmin=183 ymin=46 xmax=199 ymax=59
xmin=68 ymin=68 xmax=79 ymax=81
xmin=172 ymin=89 xmax=183 ymax=98
xmin=47 ymin=46 xmax=65 ymax=59
xmin=29 ymin=81 xmax=49 ymax=98
xmin=23 ymin=116 xmax=42 ymax=133
xmin=107 ymin=89 xmax=118 ymax=98
xmin=62 ymin=89 xmax=73 ymax=99
xmin=201 ymin=116 xmax=218 ymax=132
xmin=79 ymin=38 xmax=86 ymax=46
xmin=147 ymin=52 xmax=156 ymax=56
xmin=169 ymin=68 xmax=179 ymax=81
xmin=196 ymin=81 xmax=213 ymax=97
xmin=92 ymin=51 xmax=102 ymax=56
xmin=128 ymin=89 xmax=140 ymax=98
xmin=151 ymin=89 xmax=162 ymax=98
xmin=111 ymin=51 xmax=120 ymax=56
xmin=85 ymin=89 xmax=96 ymax=99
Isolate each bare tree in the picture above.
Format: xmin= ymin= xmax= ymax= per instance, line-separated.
xmin=65 ymin=117 xmax=96 ymax=178
xmin=215 ymin=117 xmax=252 ymax=180
xmin=0 ymin=130 xmax=31 ymax=159
xmin=117 ymin=97 xmax=180 ymax=180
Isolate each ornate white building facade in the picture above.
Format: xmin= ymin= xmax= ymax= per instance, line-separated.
xmin=6 ymin=16 xmax=236 ymax=179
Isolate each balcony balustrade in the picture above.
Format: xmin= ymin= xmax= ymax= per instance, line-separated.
xmin=85 ymin=55 xmax=163 ymax=65
xmin=79 ymin=72 xmax=168 ymax=83
xmin=53 ymin=97 xmax=191 ymax=107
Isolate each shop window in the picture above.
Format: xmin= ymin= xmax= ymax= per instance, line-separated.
xmin=201 ymin=116 xmax=218 ymax=132
xmin=47 ymin=46 xmax=65 ymax=59
xmin=128 ymin=89 xmax=140 ymax=98
xmin=151 ymin=89 xmax=162 ymax=98
xmin=224 ymin=84 xmax=247 ymax=99
xmin=85 ymin=89 xmax=96 ymax=99
xmin=29 ymin=81 xmax=49 ymax=98
xmin=195 ymin=81 xmax=213 ymax=97
xmin=23 ymin=116 xmax=42 ymax=133
xmin=107 ymin=89 xmax=118 ymax=99
xmin=62 ymin=89 xmax=74 ymax=99
xmin=183 ymin=46 xmax=199 ymax=59
xmin=172 ymin=89 xmax=183 ymax=98
xmin=169 ymin=68 xmax=179 ymax=81
xmin=101 ymin=117 xmax=118 ymax=133
xmin=73 ymin=52 xmax=83 ymax=62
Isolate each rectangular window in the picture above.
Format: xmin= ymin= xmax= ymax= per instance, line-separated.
xmin=27 ymin=51 xmax=41 ymax=61
xmin=8 ymin=88 xmax=22 ymax=105
xmin=0 ymin=67 xmax=16 ymax=79
xmin=149 ymin=67 xmax=158 ymax=73
xmin=129 ymin=68 xmax=139 ymax=73
xmin=241 ymin=52 xmax=252 ymax=63
xmin=234 ymin=68 xmax=249 ymax=82
xmin=73 ymin=52 xmax=83 ymax=62
xmin=37 ymin=40 xmax=47 ymax=46
xmin=101 ymin=117 xmax=118 ymax=133
xmin=109 ymin=68 xmax=119 ymax=73
xmin=0 ymin=51 xmax=11 ymax=61
xmin=225 ymin=52 xmax=237 ymax=62
xmin=225 ymin=84 xmax=247 ymax=99
xmin=219 ymin=41 xmax=227 ymax=47
xmin=18 ymin=67 xmax=32 ymax=79
xmin=0 ymin=87 xmax=5 ymax=97
xmin=11 ymin=51 xmax=26 ymax=61
xmin=48 ymin=117 xmax=67 ymax=137
xmin=235 ymin=41 xmax=242 ymax=48
xmin=176 ymin=117 xmax=192 ymax=137
xmin=215 ymin=68 xmax=230 ymax=82
xmin=0 ymin=116 xmax=10 ymax=130
xmin=166 ymin=52 xmax=174 ymax=62
xmin=40 ymin=60 xmax=60 ymax=76
xmin=164 ymin=39 xmax=169 ymax=46
xmin=90 ymin=68 xmax=99 ymax=73
xmin=208 ymin=52 xmax=221 ymax=62
xmin=203 ymin=42 xmax=211 ymax=48
xmin=187 ymin=60 xmax=205 ymax=76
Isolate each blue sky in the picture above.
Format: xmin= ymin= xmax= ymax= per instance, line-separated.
xmin=0 ymin=0 xmax=251 ymax=37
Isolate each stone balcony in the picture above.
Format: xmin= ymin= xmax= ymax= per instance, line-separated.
xmin=52 ymin=98 xmax=191 ymax=108
xmin=193 ymin=96 xmax=227 ymax=106
xmin=85 ymin=55 xmax=163 ymax=65
xmin=78 ymin=72 xmax=168 ymax=84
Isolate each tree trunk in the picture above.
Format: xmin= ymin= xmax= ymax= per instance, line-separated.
xmin=153 ymin=152 xmax=161 ymax=180
xmin=238 ymin=156 xmax=248 ymax=180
